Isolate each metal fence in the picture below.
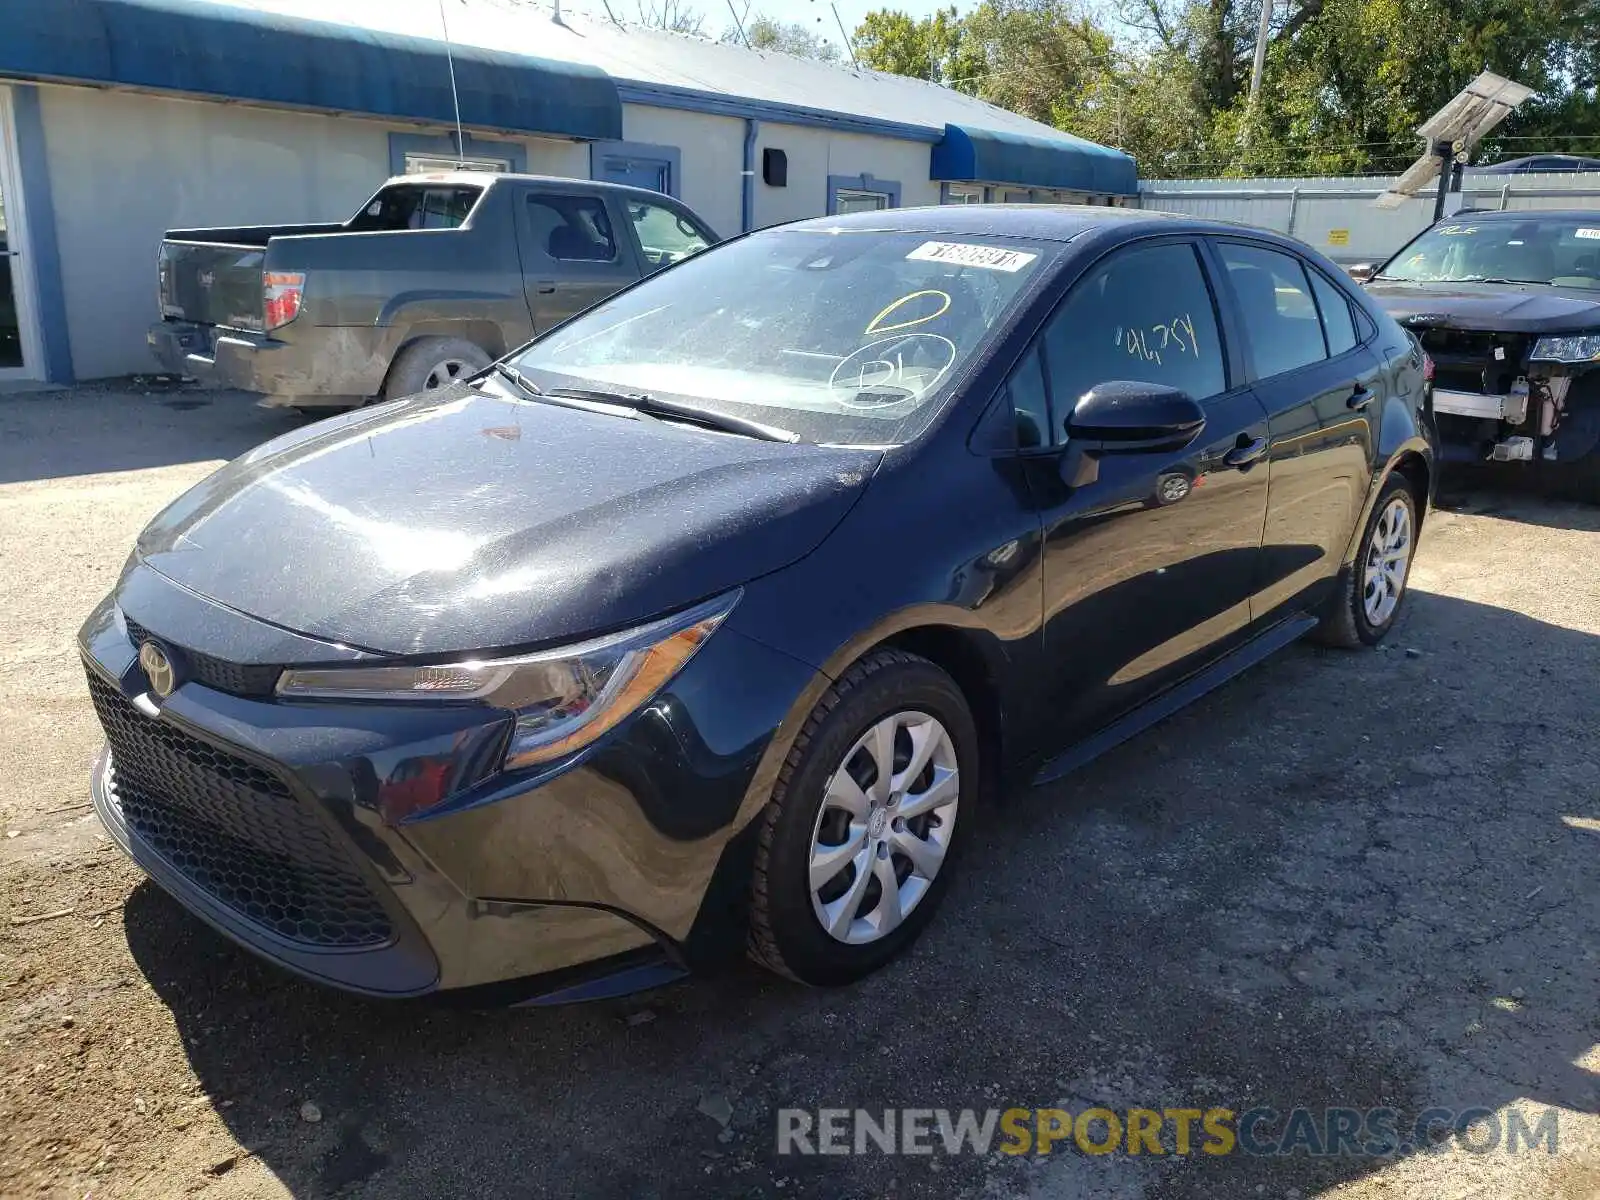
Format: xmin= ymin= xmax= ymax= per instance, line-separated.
xmin=1137 ymin=172 xmax=1600 ymax=265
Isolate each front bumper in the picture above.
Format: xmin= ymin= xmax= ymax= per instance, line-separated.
xmin=80 ymin=575 xmax=819 ymax=1000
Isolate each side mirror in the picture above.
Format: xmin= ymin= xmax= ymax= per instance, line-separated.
xmin=1346 ymin=262 xmax=1377 ymax=283
xmin=1066 ymin=381 xmax=1206 ymax=455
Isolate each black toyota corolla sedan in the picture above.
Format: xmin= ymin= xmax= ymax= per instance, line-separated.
xmin=81 ymin=207 xmax=1436 ymax=1003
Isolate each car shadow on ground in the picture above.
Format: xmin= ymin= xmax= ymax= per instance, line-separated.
xmin=0 ymin=387 xmax=309 ymax=485
xmin=122 ymin=589 xmax=1599 ymax=1199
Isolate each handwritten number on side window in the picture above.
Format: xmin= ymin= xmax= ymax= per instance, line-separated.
xmin=1114 ymin=313 xmax=1199 ymax=368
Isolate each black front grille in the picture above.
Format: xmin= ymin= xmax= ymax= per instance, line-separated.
xmin=86 ymin=671 xmax=393 ymax=949
xmin=124 ymin=616 xmax=281 ymax=698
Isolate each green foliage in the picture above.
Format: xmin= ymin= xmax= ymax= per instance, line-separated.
xmin=727 ymin=12 xmax=842 ymax=61
xmin=852 ymin=0 xmax=1600 ymax=179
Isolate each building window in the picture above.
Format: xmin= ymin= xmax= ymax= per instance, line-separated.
xmin=827 ymin=173 xmax=901 ymax=216
xmin=403 ymin=154 xmax=509 ymax=175
xmin=943 ymin=185 xmax=984 ymax=205
xmin=590 ymin=141 xmax=682 ymax=198
xmin=387 ymin=133 xmax=526 ymax=177
xmin=834 ymin=188 xmax=889 ymax=214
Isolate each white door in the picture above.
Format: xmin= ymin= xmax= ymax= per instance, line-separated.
xmin=0 ymin=85 xmax=45 ymax=382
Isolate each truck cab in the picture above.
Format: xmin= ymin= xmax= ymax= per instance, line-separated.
xmin=149 ymin=173 xmax=718 ymax=411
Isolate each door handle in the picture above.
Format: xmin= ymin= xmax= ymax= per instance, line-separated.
xmin=1348 ymin=384 xmax=1375 ymax=411
xmin=534 ymin=281 xmax=557 ymax=294
xmin=1223 ymin=434 xmax=1268 ymax=469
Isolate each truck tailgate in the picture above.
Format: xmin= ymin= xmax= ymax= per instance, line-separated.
xmin=158 ymin=240 xmax=265 ymax=331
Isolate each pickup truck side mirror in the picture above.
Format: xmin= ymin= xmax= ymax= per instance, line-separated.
xmin=1346 ymin=262 xmax=1377 ymax=283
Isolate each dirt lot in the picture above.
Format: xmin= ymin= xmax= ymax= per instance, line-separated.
xmin=1 ymin=386 xmax=1596 ymax=1200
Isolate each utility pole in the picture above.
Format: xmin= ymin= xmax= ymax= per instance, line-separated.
xmin=1249 ymin=0 xmax=1273 ymax=101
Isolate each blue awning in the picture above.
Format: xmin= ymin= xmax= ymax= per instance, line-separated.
xmin=0 ymin=0 xmax=623 ymax=142
xmin=931 ymin=123 xmax=1138 ymax=196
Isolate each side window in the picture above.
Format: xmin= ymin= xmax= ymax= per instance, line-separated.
xmin=527 ymin=194 xmax=618 ymax=263
xmin=1308 ymin=268 xmax=1358 ymax=357
xmin=1007 ymin=347 xmax=1050 ymax=449
xmin=1040 ymin=241 xmax=1226 ymax=439
xmin=627 ymin=200 xmax=711 ymax=269
xmin=1217 ymin=242 xmax=1328 ymax=378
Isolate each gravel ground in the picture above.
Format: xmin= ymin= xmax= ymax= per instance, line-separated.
xmin=1 ymin=385 xmax=1596 ymax=1200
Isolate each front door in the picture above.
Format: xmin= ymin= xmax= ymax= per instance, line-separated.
xmin=1025 ymin=238 xmax=1272 ymax=744
xmin=516 ymin=188 xmax=643 ymax=335
xmin=1209 ymin=239 xmax=1382 ymax=622
xmin=0 ymin=86 xmax=41 ymax=382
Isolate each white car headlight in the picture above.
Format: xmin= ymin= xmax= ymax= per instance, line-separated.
xmin=276 ymin=593 xmax=737 ymax=769
xmin=1530 ymin=334 xmax=1600 ymax=363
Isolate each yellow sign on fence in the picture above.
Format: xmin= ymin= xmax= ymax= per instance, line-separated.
xmin=1327 ymin=228 xmax=1351 ymax=247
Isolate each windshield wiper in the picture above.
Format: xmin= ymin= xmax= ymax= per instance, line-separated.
xmin=481 ymin=361 xmax=542 ymax=398
xmin=544 ymin=387 xmax=800 ymax=443
xmin=481 ymin=365 xmax=647 ymax=419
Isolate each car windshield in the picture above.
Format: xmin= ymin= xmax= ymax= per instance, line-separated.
xmin=510 ymin=228 xmax=1054 ymax=444
xmin=1378 ymin=217 xmax=1600 ymax=289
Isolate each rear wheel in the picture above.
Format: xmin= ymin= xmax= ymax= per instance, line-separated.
xmin=1315 ymin=473 xmax=1418 ymax=648
xmin=382 ymin=336 xmax=492 ymax=401
xmin=747 ymin=650 xmax=977 ymax=986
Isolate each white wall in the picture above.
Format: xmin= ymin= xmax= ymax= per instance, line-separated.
xmin=1141 ymin=172 xmax=1600 ymax=264
xmin=620 ymin=104 xmax=744 ymax=238
xmin=39 ymin=84 xmax=589 ymax=379
xmin=751 ymin=123 xmax=941 ymax=228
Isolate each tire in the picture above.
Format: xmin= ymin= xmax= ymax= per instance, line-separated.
xmin=1315 ymin=473 xmax=1419 ymax=648
xmin=747 ymin=649 xmax=978 ymax=986
xmin=382 ymin=336 xmax=493 ymax=401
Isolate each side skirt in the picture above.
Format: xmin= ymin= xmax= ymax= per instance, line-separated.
xmin=1032 ymin=614 xmax=1320 ymax=787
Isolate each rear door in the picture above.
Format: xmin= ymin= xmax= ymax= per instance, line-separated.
xmin=1209 ymin=239 xmax=1382 ymax=623
xmin=515 ymin=186 xmax=642 ymax=333
xmin=1026 ymin=237 xmax=1272 ymax=743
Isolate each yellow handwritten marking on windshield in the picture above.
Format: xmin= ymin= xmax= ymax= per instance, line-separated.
xmin=865 ymin=290 xmax=952 ymax=336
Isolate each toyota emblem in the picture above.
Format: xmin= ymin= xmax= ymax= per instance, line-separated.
xmin=139 ymin=641 xmax=178 ymax=699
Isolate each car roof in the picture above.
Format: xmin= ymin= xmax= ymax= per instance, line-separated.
xmin=777 ymin=204 xmax=1288 ymax=245
xmin=380 ymin=171 xmax=690 ymax=205
xmin=1440 ymin=207 xmax=1600 ymax=221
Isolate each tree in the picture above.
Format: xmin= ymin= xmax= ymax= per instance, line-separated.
xmin=855 ymin=7 xmax=963 ymax=83
xmin=724 ymin=12 xmax=841 ymax=61
xmin=635 ymin=0 xmax=706 ymax=36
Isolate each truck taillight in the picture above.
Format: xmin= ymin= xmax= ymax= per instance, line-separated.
xmin=1423 ymin=353 xmax=1435 ymax=383
xmin=263 ymin=271 xmax=306 ymax=331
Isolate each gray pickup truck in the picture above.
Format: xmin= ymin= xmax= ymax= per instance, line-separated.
xmin=148 ymin=173 xmax=718 ymax=410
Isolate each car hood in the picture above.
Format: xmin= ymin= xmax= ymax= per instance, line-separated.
xmin=135 ymin=385 xmax=880 ymax=656
xmin=1365 ymin=281 xmax=1600 ymax=333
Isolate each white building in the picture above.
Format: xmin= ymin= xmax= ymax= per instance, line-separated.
xmin=0 ymin=0 xmax=1137 ymax=384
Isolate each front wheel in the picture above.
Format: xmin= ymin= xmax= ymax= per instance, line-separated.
xmin=747 ymin=650 xmax=978 ymax=986
xmin=1315 ymin=474 xmax=1419 ymax=648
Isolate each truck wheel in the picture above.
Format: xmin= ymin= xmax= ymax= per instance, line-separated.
xmin=383 ymin=337 xmax=492 ymax=401
xmin=1314 ymin=473 xmax=1419 ymax=648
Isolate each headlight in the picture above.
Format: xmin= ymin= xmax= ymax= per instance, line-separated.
xmin=1530 ymin=334 xmax=1600 ymax=363
xmin=276 ymin=592 xmax=737 ymax=769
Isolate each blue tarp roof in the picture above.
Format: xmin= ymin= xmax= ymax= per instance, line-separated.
xmin=0 ymin=0 xmax=623 ymax=142
xmin=0 ymin=0 xmax=1137 ymax=192
xmin=931 ymin=124 xmax=1138 ymax=196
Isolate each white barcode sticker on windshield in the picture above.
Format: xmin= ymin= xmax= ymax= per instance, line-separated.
xmin=1576 ymin=228 xmax=1600 ymax=240
xmin=906 ymin=241 xmax=1038 ymax=272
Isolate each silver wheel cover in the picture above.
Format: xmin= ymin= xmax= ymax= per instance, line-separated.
xmin=1363 ymin=495 xmax=1413 ymax=627
xmin=808 ymin=710 xmax=960 ymax=945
